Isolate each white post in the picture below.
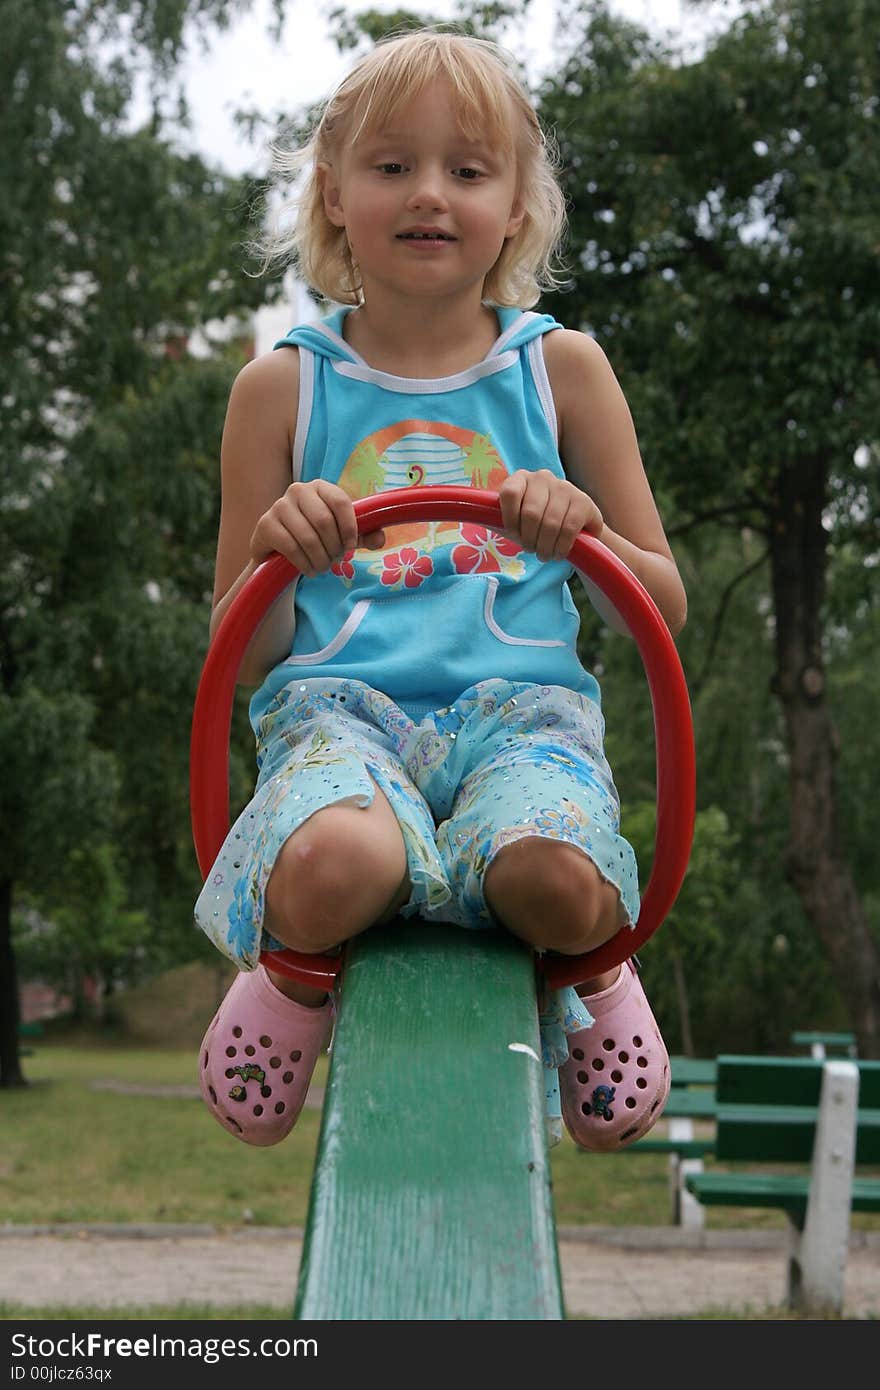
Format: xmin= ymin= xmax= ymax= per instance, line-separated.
xmin=668 ymin=1116 xmax=705 ymax=1229
xmin=789 ymin=1060 xmax=859 ymax=1314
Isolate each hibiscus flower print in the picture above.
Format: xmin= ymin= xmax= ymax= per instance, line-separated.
xmin=451 ymin=525 xmax=524 ymax=575
xmin=379 ymin=547 xmax=434 ymax=589
xmin=331 ymin=551 xmax=356 ymax=583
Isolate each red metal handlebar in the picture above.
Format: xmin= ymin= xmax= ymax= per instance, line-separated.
xmin=190 ymin=487 xmax=695 ymax=990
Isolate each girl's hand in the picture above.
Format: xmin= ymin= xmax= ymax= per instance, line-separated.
xmin=249 ymin=480 xmax=385 ymax=577
xmin=498 ymin=469 xmax=603 ymax=562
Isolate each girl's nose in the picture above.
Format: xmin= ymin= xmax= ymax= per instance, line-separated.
xmin=405 ymin=169 xmax=449 ymax=212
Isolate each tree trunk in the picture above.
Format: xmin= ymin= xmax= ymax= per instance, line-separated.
xmin=768 ymin=456 xmax=880 ymax=1057
xmin=0 ymin=876 xmax=26 ymax=1087
xmin=670 ymin=936 xmax=694 ymax=1057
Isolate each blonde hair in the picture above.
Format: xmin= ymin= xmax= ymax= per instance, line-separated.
xmin=254 ymin=28 xmax=568 ymax=308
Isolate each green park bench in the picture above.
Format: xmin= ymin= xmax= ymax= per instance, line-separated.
xmin=791 ymin=1030 xmax=857 ymax=1059
xmin=16 ymin=1020 xmax=44 ymax=1057
xmin=684 ymin=1054 xmax=880 ymax=1313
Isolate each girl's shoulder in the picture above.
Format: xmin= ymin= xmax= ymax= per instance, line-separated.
xmin=541 ymin=326 xmax=610 ymax=384
xmin=235 ymin=342 xmax=300 ymax=392
xmin=541 ymin=328 xmax=614 ymax=436
xmin=228 ymin=345 xmax=300 ymax=433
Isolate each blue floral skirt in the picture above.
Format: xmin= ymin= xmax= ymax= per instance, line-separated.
xmin=195 ymin=677 xmax=639 ymax=1141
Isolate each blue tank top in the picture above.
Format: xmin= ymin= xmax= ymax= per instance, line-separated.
xmin=248 ymin=305 xmax=600 ymax=729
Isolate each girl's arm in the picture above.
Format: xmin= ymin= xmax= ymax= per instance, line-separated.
xmin=542 ymin=329 xmax=687 ymax=637
xmin=209 ymin=347 xmax=381 ymax=687
xmin=209 ymin=348 xmax=302 ymax=685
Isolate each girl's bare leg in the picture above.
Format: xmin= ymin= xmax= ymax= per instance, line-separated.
xmin=264 ymin=781 xmax=411 ymax=1006
xmin=483 ymin=836 xmax=622 ymax=992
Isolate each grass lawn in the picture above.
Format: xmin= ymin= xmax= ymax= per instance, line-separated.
xmin=2 ymin=1043 xmax=878 ymax=1234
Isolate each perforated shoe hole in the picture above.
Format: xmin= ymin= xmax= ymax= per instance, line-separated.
xmin=625 ymin=1097 xmax=637 ymax=1109
xmin=274 ymin=1101 xmax=286 ymax=1114
xmin=602 ymin=1039 xmax=614 ymax=1051
xmin=636 ymin=1077 xmax=647 ymax=1089
xmin=269 ymin=1056 xmax=281 ymax=1069
xmin=208 ymin=1086 xmax=216 ymax=1102
xmin=290 ymin=1050 xmax=302 ymax=1062
xmin=225 ymin=1068 xmax=235 ymax=1079
xmin=202 ymin=1051 xmax=208 ymax=1069
xmin=611 ymin=1070 xmax=623 ymax=1083
xmin=261 ymin=1085 xmax=272 ymax=1098
xmin=581 ymin=1102 xmax=592 ymax=1115
xmin=603 ymin=1110 xmax=614 ymax=1122
xmin=226 ymin=1116 xmax=243 ymax=1133
xmin=592 ymin=1059 xmax=604 ymax=1071
xmin=253 ymin=1104 xmax=264 ymax=1116
xmin=260 ymin=1035 xmax=272 ymax=1047
xmin=244 ymin=1045 xmax=256 ymax=1056
xmin=618 ymin=1051 xmax=629 ymax=1063
xmin=572 ymin=1048 xmax=584 ymax=1061
xmin=632 ymin=1035 xmax=643 ymax=1047
xmin=232 ymin=1027 xmax=242 ymax=1038
xmin=637 ymin=1056 xmax=648 ymax=1067
xmin=577 ymin=1070 xmax=588 ymax=1084
xmin=283 ymin=1071 xmax=294 ymax=1084
xmin=225 ymin=1046 xmax=236 ymax=1057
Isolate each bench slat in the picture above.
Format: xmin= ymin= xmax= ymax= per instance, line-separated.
xmin=714 ymin=1103 xmax=880 ymax=1163
xmin=686 ymin=1171 xmax=880 ymax=1219
xmin=663 ymin=1089 xmax=717 ymax=1119
xmin=717 ymin=1054 xmax=880 ymax=1108
xmin=669 ymin=1058 xmax=717 ymax=1086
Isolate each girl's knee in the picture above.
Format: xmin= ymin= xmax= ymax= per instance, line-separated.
xmin=266 ymin=799 xmax=409 ymax=948
xmin=485 ymin=836 xmax=620 ymax=954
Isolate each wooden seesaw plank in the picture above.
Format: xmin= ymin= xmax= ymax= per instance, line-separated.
xmin=293 ymin=919 xmax=564 ymax=1320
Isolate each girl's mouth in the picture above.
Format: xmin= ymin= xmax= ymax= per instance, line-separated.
xmin=396 ymin=231 xmax=457 ymax=242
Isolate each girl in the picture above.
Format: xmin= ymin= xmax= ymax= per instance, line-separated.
xmin=195 ymin=28 xmax=687 ymax=1151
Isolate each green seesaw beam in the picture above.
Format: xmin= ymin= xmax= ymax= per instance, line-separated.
xmin=293 ymin=919 xmax=565 ymax=1320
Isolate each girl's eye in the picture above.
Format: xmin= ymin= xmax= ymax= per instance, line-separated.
xmin=454 ymin=167 xmax=483 ymax=180
xmin=376 ymin=162 xmax=405 ymax=175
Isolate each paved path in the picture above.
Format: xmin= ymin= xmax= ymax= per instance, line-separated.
xmin=2 ymin=1226 xmax=879 ymax=1318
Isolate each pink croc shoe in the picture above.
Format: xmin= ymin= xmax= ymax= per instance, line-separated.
xmin=199 ymin=965 xmax=332 ymax=1147
xmin=560 ymin=959 xmax=670 ymax=1152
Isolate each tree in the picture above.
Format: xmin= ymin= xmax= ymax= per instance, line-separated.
xmin=541 ymin=0 xmax=880 ymax=1052
xmin=0 ymin=0 xmax=279 ymax=1085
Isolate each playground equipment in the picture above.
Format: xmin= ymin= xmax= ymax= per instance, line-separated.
xmin=190 ymin=487 xmax=695 ymax=1318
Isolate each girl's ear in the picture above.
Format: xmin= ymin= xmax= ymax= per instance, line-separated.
xmin=317 ymin=161 xmax=346 ymax=227
xmin=505 ymin=195 xmax=525 ymax=240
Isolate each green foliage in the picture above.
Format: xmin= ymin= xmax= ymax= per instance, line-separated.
xmin=539 ymin=0 xmax=880 ymax=526
xmin=324 ymin=1 xmax=533 ymax=52
xmin=1 ymin=1 xmax=280 ymax=1071
xmin=576 ymin=512 xmax=854 ymax=1053
xmin=14 ymin=845 xmax=148 ymax=1016
xmin=553 ymin=0 xmax=880 ymax=1049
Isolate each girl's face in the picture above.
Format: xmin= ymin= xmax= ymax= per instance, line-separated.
xmin=319 ymin=78 xmax=525 ymax=305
